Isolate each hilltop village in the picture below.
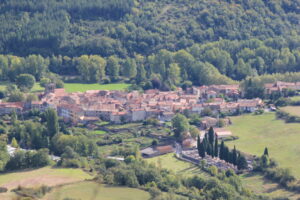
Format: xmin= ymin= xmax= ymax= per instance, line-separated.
xmin=0 ymin=84 xmax=266 ymax=125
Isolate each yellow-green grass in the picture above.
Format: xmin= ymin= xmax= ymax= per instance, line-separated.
xmin=281 ymin=106 xmax=300 ymax=117
xmin=289 ymin=96 xmax=300 ymax=101
xmin=226 ymin=112 xmax=300 ymax=178
xmin=106 ymin=123 xmax=142 ymax=129
xmin=64 ymin=83 xmax=131 ymax=92
xmin=146 ymin=153 xmax=205 ymax=177
xmin=241 ymin=173 xmax=300 ymax=199
xmin=0 ymin=167 xmax=93 ymax=190
xmin=91 ymin=130 xmax=107 ymax=135
xmin=44 ymin=181 xmax=151 ymax=200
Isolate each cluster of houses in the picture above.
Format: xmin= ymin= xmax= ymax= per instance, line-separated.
xmin=0 ymin=84 xmax=265 ymax=125
xmin=264 ymin=81 xmax=300 ymax=95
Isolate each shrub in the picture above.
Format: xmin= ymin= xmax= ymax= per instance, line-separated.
xmin=0 ymin=187 xmax=7 ymax=193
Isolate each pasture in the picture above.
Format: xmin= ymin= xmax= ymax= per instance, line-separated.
xmin=289 ymin=96 xmax=300 ymax=101
xmin=146 ymin=153 xmax=205 ymax=177
xmin=64 ymin=83 xmax=131 ymax=92
xmin=91 ymin=130 xmax=107 ymax=135
xmin=0 ymin=167 xmax=93 ymax=200
xmin=226 ymin=112 xmax=300 ymax=178
xmin=0 ymin=167 xmax=93 ymax=190
xmin=44 ymin=181 xmax=150 ymax=200
xmin=281 ymin=106 xmax=300 ymax=117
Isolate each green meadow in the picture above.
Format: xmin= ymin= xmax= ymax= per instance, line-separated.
xmin=281 ymin=106 xmax=300 ymax=117
xmin=0 ymin=167 xmax=93 ymax=200
xmin=91 ymin=130 xmax=107 ymax=135
xmin=64 ymin=83 xmax=131 ymax=92
xmin=226 ymin=112 xmax=300 ymax=178
xmin=44 ymin=181 xmax=150 ymax=200
xmin=146 ymin=153 xmax=205 ymax=177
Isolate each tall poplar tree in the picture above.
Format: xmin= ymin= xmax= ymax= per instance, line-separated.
xmin=45 ymin=108 xmax=59 ymax=138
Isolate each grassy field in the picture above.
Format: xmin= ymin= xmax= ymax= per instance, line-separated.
xmin=146 ymin=153 xmax=205 ymax=177
xmin=227 ymin=112 xmax=300 ymax=178
xmin=281 ymin=106 xmax=300 ymax=117
xmin=0 ymin=167 xmax=93 ymax=190
xmin=241 ymin=173 xmax=300 ymax=199
xmin=0 ymin=167 xmax=93 ymax=200
xmin=44 ymin=181 xmax=150 ymax=200
xmin=64 ymin=83 xmax=131 ymax=92
xmin=289 ymin=96 xmax=300 ymax=101
xmin=91 ymin=130 xmax=107 ymax=135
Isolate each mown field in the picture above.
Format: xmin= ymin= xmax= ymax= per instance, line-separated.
xmin=241 ymin=173 xmax=300 ymax=199
xmin=91 ymin=130 xmax=107 ymax=135
xmin=226 ymin=112 xmax=300 ymax=178
xmin=289 ymin=96 xmax=300 ymax=101
xmin=281 ymin=106 xmax=300 ymax=117
xmin=0 ymin=167 xmax=93 ymax=200
xmin=146 ymin=153 xmax=205 ymax=177
xmin=44 ymin=181 xmax=151 ymax=200
xmin=64 ymin=83 xmax=131 ymax=92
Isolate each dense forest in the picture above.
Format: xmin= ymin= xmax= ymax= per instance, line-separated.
xmin=0 ymin=0 xmax=300 ymax=89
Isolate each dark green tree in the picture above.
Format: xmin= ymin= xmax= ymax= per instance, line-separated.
xmin=223 ymin=146 xmax=229 ymax=162
xmin=208 ymin=127 xmax=215 ymax=145
xmin=264 ymin=147 xmax=269 ymax=156
xmin=237 ymin=154 xmax=248 ymax=170
xmin=16 ymin=74 xmax=36 ymax=92
xmin=232 ymin=146 xmax=238 ymax=166
xmin=219 ymin=140 xmax=225 ymax=160
xmin=199 ymin=141 xmax=206 ymax=158
xmin=214 ymin=137 xmax=218 ymax=157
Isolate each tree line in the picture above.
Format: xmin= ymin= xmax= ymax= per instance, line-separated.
xmin=0 ymin=109 xmax=98 ymax=172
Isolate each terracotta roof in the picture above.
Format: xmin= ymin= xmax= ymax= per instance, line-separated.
xmin=156 ymin=145 xmax=174 ymax=154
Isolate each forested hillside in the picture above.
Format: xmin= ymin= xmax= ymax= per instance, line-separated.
xmin=0 ymin=0 xmax=300 ymax=89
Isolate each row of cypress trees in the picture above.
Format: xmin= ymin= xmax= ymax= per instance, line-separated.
xmin=197 ymin=127 xmax=248 ymax=170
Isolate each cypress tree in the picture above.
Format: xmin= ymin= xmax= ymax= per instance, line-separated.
xmin=264 ymin=147 xmax=269 ymax=156
xmin=223 ymin=146 xmax=229 ymax=162
xmin=219 ymin=140 xmax=225 ymax=160
xmin=197 ymin=135 xmax=201 ymax=157
xmin=208 ymin=127 xmax=215 ymax=145
xmin=203 ymin=135 xmax=208 ymax=153
xmin=237 ymin=153 xmax=248 ymax=170
xmin=228 ymin=151 xmax=233 ymax=164
xmin=214 ymin=137 xmax=218 ymax=157
xmin=199 ymin=141 xmax=206 ymax=158
xmin=232 ymin=146 xmax=237 ymax=165
xmin=207 ymin=143 xmax=212 ymax=156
